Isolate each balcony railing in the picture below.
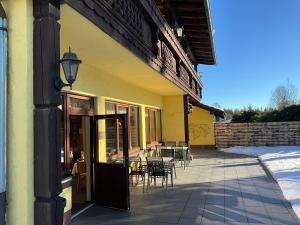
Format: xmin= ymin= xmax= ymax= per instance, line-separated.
xmin=64 ymin=0 xmax=203 ymax=101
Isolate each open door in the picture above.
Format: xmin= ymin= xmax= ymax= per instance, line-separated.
xmin=92 ymin=114 xmax=130 ymax=210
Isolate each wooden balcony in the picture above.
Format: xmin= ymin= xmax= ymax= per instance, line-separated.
xmin=63 ymin=0 xmax=211 ymax=101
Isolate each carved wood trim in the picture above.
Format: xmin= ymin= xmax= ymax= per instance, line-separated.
xmin=63 ymin=0 xmax=202 ymax=101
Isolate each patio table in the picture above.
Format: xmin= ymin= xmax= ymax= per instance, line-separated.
xmin=157 ymin=146 xmax=189 ymax=169
xmin=146 ymin=156 xmax=173 ymax=163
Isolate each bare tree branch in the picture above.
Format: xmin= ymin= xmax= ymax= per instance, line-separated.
xmin=269 ymin=80 xmax=299 ymax=110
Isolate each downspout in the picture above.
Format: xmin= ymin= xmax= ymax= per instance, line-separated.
xmin=0 ymin=4 xmax=7 ymax=225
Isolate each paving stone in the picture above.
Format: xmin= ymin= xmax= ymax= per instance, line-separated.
xmin=269 ymin=213 xmax=300 ymax=225
xmin=178 ymin=217 xmax=202 ymax=225
xmin=71 ymin=150 xmax=300 ymax=225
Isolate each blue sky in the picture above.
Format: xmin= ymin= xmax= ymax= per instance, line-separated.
xmin=199 ymin=0 xmax=300 ymax=109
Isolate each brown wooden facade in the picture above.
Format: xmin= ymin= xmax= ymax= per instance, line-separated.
xmin=62 ymin=0 xmax=215 ymax=102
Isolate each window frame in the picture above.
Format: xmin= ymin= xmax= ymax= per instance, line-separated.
xmin=145 ymin=108 xmax=162 ymax=145
xmin=105 ymin=100 xmax=140 ymax=155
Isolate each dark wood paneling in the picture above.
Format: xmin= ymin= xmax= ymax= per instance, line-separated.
xmin=183 ymin=95 xmax=190 ymax=145
xmin=94 ymin=163 xmax=129 ymax=209
xmin=63 ymin=0 xmax=202 ymax=102
xmin=33 ymin=1 xmax=65 ymax=224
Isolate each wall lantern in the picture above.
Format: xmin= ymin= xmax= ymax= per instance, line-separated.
xmin=176 ymin=27 xmax=184 ymax=38
xmin=188 ymin=103 xmax=194 ymax=114
xmin=55 ymin=47 xmax=82 ymax=90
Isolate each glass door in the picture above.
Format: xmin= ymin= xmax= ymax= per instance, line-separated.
xmin=92 ymin=114 xmax=130 ymax=210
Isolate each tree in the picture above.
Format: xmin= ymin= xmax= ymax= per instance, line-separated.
xmin=231 ymin=105 xmax=261 ymax=123
xmin=269 ymin=81 xmax=299 ymax=110
xmin=211 ymin=102 xmax=221 ymax=109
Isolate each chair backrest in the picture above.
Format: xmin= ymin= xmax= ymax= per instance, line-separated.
xmin=178 ymin=141 xmax=187 ymax=147
xmin=130 ymin=157 xmax=142 ymax=171
xmin=174 ymin=147 xmax=185 ymax=160
xmin=146 ymin=157 xmax=164 ymax=174
xmin=160 ymin=148 xmax=175 ymax=158
xmin=77 ymin=161 xmax=86 ymax=174
xmin=165 ymin=141 xmax=176 ymax=147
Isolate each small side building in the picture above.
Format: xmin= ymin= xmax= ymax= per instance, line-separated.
xmin=189 ymin=103 xmax=224 ymax=149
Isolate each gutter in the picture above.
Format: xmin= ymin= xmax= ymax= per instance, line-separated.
xmin=0 ymin=4 xmax=7 ymax=225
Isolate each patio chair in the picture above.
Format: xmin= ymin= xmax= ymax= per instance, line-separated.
xmin=178 ymin=141 xmax=187 ymax=147
xmin=146 ymin=157 xmax=173 ymax=191
xmin=165 ymin=141 xmax=176 ymax=147
xmin=76 ymin=161 xmax=87 ymax=192
xmin=160 ymin=147 xmax=177 ymax=178
xmin=174 ymin=147 xmax=188 ymax=169
xmin=177 ymin=142 xmax=191 ymax=167
xmin=129 ymin=156 xmax=146 ymax=192
xmin=154 ymin=143 xmax=162 ymax=156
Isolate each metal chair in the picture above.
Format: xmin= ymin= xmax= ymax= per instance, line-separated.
xmin=160 ymin=148 xmax=177 ymax=178
xmin=76 ymin=161 xmax=87 ymax=192
xmin=165 ymin=141 xmax=176 ymax=147
xmin=177 ymin=142 xmax=191 ymax=167
xmin=129 ymin=156 xmax=146 ymax=192
xmin=178 ymin=141 xmax=187 ymax=147
xmin=174 ymin=147 xmax=187 ymax=169
xmin=146 ymin=157 xmax=173 ymax=191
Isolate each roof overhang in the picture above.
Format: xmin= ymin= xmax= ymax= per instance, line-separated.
xmin=192 ymin=101 xmax=225 ymax=118
xmin=155 ymin=0 xmax=216 ymax=65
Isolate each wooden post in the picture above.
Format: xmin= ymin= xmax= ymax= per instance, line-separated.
xmin=33 ymin=1 xmax=65 ymax=225
xmin=183 ymin=95 xmax=190 ymax=146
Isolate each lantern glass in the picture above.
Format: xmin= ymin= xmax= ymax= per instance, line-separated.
xmin=60 ymin=48 xmax=82 ymax=87
xmin=61 ymin=59 xmax=79 ymax=85
xmin=176 ymin=27 xmax=184 ymax=38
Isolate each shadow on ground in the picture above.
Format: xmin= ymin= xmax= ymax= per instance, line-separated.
xmin=71 ymin=150 xmax=300 ymax=225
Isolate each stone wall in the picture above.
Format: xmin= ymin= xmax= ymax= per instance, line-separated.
xmin=215 ymin=122 xmax=300 ymax=148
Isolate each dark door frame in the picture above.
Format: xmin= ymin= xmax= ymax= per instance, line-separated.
xmin=62 ymin=92 xmax=96 ymax=211
xmin=61 ymin=92 xmax=96 ymax=178
xmin=92 ymin=114 xmax=130 ymax=210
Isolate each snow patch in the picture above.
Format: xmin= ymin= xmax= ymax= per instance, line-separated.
xmin=221 ymin=146 xmax=300 ymax=219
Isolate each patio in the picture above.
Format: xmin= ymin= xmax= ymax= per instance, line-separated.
xmin=71 ymin=150 xmax=300 ymax=225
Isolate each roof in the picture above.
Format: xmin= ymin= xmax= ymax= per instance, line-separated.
xmin=194 ymin=102 xmax=225 ymax=118
xmin=155 ymin=0 xmax=216 ymax=65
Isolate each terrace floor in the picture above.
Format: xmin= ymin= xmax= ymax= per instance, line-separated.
xmin=71 ymin=150 xmax=300 ymax=225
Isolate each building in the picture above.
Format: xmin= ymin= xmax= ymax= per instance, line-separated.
xmin=189 ymin=103 xmax=224 ymax=149
xmin=0 ymin=0 xmax=217 ymax=225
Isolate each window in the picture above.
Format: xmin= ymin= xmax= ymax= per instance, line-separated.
xmin=105 ymin=101 xmax=140 ymax=155
xmin=145 ymin=108 xmax=162 ymax=144
xmin=145 ymin=109 xmax=150 ymax=144
xmin=130 ymin=106 xmax=139 ymax=148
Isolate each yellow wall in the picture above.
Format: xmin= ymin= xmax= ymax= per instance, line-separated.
xmin=162 ymin=96 xmax=185 ymax=142
xmin=59 ymin=3 xmax=192 ymax=216
xmin=63 ymin=63 xmax=163 ymax=161
xmin=2 ymin=1 xmax=34 ymax=225
xmin=189 ymin=107 xmax=215 ymax=146
xmin=60 ymin=186 xmax=72 ymax=213
xmin=60 ymin=3 xmax=186 ymax=161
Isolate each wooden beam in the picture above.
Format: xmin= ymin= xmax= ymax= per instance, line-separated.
xmin=174 ymin=12 xmax=206 ymax=19
xmin=183 ymin=95 xmax=190 ymax=145
xmin=33 ymin=1 xmax=65 ymax=225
